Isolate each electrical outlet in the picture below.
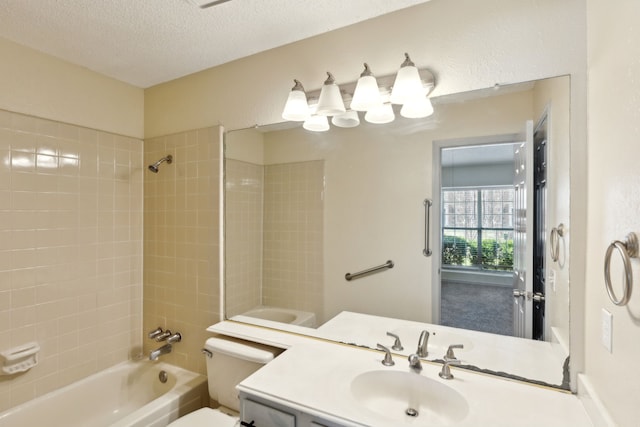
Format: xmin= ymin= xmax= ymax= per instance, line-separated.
xmin=601 ymin=308 xmax=613 ymax=353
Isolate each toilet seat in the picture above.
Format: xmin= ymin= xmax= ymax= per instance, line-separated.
xmin=168 ymin=407 xmax=238 ymax=427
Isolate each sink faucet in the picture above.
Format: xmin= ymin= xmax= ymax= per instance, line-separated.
xmin=386 ymin=332 xmax=404 ymax=351
xmin=408 ymin=353 xmax=422 ymax=373
xmin=444 ymin=344 xmax=464 ymax=361
xmin=376 ymin=344 xmax=395 ymax=366
xmin=149 ymin=343 xmax=172 ymax=361
xmin=439 ymin=359 xmax=461 ymax=380
xmin=416 ymin=330 xmax=429 ymax=357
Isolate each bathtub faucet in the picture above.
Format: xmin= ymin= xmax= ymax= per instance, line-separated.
xmin=149 ymin=343 xmax=172 ymax=361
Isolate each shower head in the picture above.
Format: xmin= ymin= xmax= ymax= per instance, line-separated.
xmin=148 ymin=155 xmax=173 ymax=173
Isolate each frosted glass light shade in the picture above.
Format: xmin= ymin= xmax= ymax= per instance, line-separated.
xmin=315 ymin=72 xmax=346 ymax=116
xmin=400 ymin=96 xmax=434 ymax=119
xmin=365 ymin=103 xmax=395 ymax=124
xmin=303 ymin=115 xmax=330 ymax=132
xmin=332 ymin=110 xmax=360 ymax=128
xmin=390 ymin=53 xmax=425 ymax=105
xmin=351 ymin=75 xmax=382 ymax=111
xmin=282 ymin=89 xmax=310 ymax=121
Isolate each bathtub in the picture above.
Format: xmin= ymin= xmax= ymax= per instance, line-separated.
xmin=240 ymin=306 xmax=317 ymax=328
xmin=0 ymin=360 xmax=208 ymax=427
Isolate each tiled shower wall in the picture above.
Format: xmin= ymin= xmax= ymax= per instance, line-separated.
xmin=225 ymin=159 xmax=263 ymax=317
xmin=0 ymin=109 xmax=143 ymax=412
xmin=225 ymin=160 xmax=324 ymax=320
xmin=143 ymin=126 xmax=221 ymax=375
xmin=262 ymin=161 xmax=324 ymax=318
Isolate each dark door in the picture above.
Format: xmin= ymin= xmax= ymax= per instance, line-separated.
xmin=532 ymin=116 xmax=547 ymax=340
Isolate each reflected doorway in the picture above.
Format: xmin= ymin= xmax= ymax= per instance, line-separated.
xmin=437 ymin=140 xmax=521 ymax=336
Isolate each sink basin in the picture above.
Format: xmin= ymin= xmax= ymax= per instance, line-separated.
xmin=350 ymin=370 xmax=469 ymax=425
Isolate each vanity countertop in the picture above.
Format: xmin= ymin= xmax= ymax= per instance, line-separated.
xmin=210 ymin=321 xmax=591 ymax=426
xmin=317 ymin=311 xmax=568 ymax=386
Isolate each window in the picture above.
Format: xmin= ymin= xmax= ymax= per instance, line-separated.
xmin=442 ymin=187 xmax=514 ymax=271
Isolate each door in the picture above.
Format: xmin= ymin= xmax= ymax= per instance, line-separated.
xmin=512 ymin=120 xmax=534 ymax=339
xmin=532 ymin=115 xmax=548 ymax=340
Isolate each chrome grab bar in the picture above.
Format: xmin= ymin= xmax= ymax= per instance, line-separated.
xmin=345 ymin=260 xmax=394 ymax=281
xmin=550 ymin=223 xmax=565 ymax=262
xmin=604 ymin=232 xmax=638 ymax=306
xmin=423 ymin=198 xmax=432 ymax=257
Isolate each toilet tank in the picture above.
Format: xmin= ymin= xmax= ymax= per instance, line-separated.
xmin=204 ymin=337 xmax=281 ymax=412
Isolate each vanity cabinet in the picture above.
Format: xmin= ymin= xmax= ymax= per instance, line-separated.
xmin=240 ymin=392 xmax=347 ymax=427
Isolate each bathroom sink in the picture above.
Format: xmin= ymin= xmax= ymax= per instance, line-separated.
xmin=350 ymin=370 xmax=469 ymax=425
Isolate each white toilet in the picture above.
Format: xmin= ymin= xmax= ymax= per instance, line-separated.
xmin=168 ymin=336 xmax=281 ymax=427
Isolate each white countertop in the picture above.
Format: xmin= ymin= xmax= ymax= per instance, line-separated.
xmin=317 ymin=311 xmax=568 ymax=386
xmin=209 ymin=321 xmax=591 ymax=427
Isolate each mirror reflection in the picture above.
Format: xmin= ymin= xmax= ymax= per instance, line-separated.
xmin=224 ymin=75 xmax=570 ymax=388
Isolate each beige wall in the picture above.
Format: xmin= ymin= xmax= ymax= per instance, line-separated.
xmin=584 ymin=1 xmax=640 ymax=425
xmin=0 ymin=38 xmax=143 ymax=139
xmin=0 ymin=109 xmax=143 ymax=412
xmin=143 ymin=126 xmax=222 ymax=375
xmin=532 ymin=76 xmax=571 ymax=353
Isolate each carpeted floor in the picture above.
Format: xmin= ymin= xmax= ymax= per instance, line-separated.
xmin=440 ymin=280 xmax=513 ymax=336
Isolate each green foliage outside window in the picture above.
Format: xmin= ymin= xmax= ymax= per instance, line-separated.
xmin=442 ymin=235 xmax=513 ymax=271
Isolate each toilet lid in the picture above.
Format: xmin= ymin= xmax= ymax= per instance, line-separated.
xmin=168 ymin=408 xmax=238 ymax=427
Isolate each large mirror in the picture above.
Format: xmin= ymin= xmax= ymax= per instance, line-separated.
xmin=224 ymin=75 xmax=571 ymax=389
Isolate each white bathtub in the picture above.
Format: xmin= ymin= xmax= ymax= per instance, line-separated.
xmin=0 ymin=360 xmax=208 ymax=427
xmin=241 ymin=306 xmax=317 ymax=327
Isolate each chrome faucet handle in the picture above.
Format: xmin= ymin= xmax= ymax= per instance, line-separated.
xmin=439 ymin=359 xmax=461 ymax=380
xmin=148 ymin=327 xmax=163 ymax=339
xmin=155 ymin=329 xmax=172 ymax=342
xmin=444 ymin=344 xmax=464 ymax=361
xmin=376 ymin=344 xmax=395 ymax=366
xmin=408 ymin=353 xmax=422 ymax=373
xmin=167 ymin=332 xmax=182 ymax=344
xmin=386 ymin=332 xmax=404 ymax=351
xmin=416 ymin=330 xmax=430 ymax=357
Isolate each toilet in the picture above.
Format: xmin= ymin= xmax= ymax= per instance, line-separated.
xmin=168 ymin=336 xmax=281 ymax=427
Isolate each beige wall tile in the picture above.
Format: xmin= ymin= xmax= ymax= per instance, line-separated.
xmin=0 ymin=109 xmax=143 ymax=409
xmin=143 ymin=126 xmax=221 ymax=375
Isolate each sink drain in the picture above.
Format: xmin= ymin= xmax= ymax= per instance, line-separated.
xmin=405 ymin=408 xmax=419 ymax=417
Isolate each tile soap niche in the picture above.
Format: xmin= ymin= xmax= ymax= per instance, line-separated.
xmin=1 ymin=342 xmax=40 ymax=375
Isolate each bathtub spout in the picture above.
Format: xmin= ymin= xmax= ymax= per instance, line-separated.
xmin=149 ymin=343 xmax=172 ymax=361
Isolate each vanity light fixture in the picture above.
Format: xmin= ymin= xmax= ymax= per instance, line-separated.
xmin=332 ymin=110 xmax=360 ymax=128
xmin=282 ymin=53 xmax=435 ymax=132
xmin=364 ymin=103 xmax=395 ymax=124
xmin=350 ymin=63 xmax=383 ymax=112
xmin=303 ymin=114 xmax=330 ymax=132
xmin=315 ymin=72 xmax=346 ymax=116
xmin=390 ymin=53 xmax=426 ymax=105
xmin=281 ymin=79 xmax=310 ymax=121
xmin=400 ymin=95 xmax=434 ymax=119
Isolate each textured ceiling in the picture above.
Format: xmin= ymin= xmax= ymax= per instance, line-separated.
xmin=0 ymin=0 xmax=431 ymax=88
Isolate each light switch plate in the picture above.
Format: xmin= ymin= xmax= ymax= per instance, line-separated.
xmin=548 ymin=268 xmax=556 ymax=292
xmin=601 ymin=308 xmax=613 ymax=353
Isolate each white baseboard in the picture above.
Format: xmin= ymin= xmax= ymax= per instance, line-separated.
xmin=577 ymin=374 xmax=616 ymax=426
